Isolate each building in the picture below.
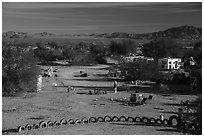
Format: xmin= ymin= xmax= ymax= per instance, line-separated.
xmin=158 ymin=57 xmax=182 ymax=70
xmin=124 ymin=55 xmax=154 ymax=62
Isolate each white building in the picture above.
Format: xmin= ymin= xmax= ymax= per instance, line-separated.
xmin=158 ymin=57 xmax=182 ymax=70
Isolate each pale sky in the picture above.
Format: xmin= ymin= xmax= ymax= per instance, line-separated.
xmin=2 ymin=2 xmax=202 ymax=34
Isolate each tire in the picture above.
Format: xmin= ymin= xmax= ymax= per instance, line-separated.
xmin=81 ymin=117 xmax=89 ymax=124
xmin=111 ymin=116 xmax=120 ymax=122
xmin=119 ymin=116 xmax=127 ymax=122
xmin=149 ymin=117 xmax=156 ymax=124
xmin=162 ymin=119 xmax=170 ymax=125
xmin=155 ymin=119 xmax=162 ymax=124
xmin=127 ymin=117 xmax=135 ymax=122
xmin=135 ymin=117 xmax=142 ymax=122
xmin=39 ymin=121 xmax=47 ymax=128
xmin=141 ymin=117 xmax=149 ymax=123
xmin=33 ymin=124 xmax=39 ymax=129
xmin=68 ymin=119 xmax=75 ymax=125
xmin=25 ymin=124 xmax=32 ymax=130
xmin=89 ymin=117 xmax=97 ymax=123
xmin=17 ymin=126 xmax=25 ymax=132
xmin=47 ymin=121 xmax=54 ymax=127
xmin=169 ymin=115 xmax=179 ymax=126
xmin=60 ymin=119 xmax=68 ymax=125
xmin=104 ymin=115 xmax=112 ymax=122
xmin=75 ymin=119 xmax=82 ymax=124
xmin=97 ymin=117 xmax=105 ymax=123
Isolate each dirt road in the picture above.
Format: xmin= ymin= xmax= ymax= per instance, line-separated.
xmin=2 ymin=65 xmax=198 ymax=135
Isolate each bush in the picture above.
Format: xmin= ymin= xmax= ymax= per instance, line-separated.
xmin=2 ymin=43 xmax=40 ymax=96
xmin=109 ymin=39 xmax=138 ymax=55
xmin=120 ymin=60 xmax=161 ymax=81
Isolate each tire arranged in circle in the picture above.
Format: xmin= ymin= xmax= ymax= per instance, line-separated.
xmin=33 ymin=124 xmax=39 ymax=129
xmin=111 ymin=116 xmax=120 ymax=122
xmin=39 ymin=121 xmax=47 ymax=128
xmin=89 ymin=117 xmax=97 ymax=123
xmin=127 ymin=117 xmax=135 ymax=122
xmin=97 ymin=117 xmax=105 ymax=122
xmin=47 ymin=121 xmax=54 ymax=127
xmin=149 ymin=117 xmax=156 ymax=124
xmin=25 ymin=124 xmax=32 ymax=130
xmin=135 ymin=117 xmax=142 ymax=122
xmin=119 ymin=116 xmax=127 ymax=122
xmin=60 ymin=119 xmax=68 ymax=125
xmin=155 ymin=119 xmax=162 ymax=124
xmin=17 ymin=126 xmax=25 ymax=132
xmin=104 ymin=115 xmax=112 ymax=122
xmin=162 ymin=119 xmax=170 ymax=125
xmin=169 ymin=115 xmax=179 ymax=126
xmin=68 ymin=119 xmax=75 ymax=125
xmin=81 ymin=117 xmax=89 ymax=124
xmin=141 ymin=117 xmax=149 ymax=123
xmin=75 ymin=119 xmax=82 ymax=124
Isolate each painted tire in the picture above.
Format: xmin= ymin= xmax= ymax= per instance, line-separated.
xmin=75 ymin=119 xmax=82 ymax=124
xmin=127 ymin=117 xmax=135 ymax=122
xmin=149 ymin=117 xmax=156 ymax=124
xmin=135 ymin=117 xmax=142 ymax=122
xmin=104 ymin=115 xmax=112 ymax=122
xmin=155 ymin=119 xmax=162 ymax=124
xmin=169 ymin=115 xmax=179 ymax=126
xmin=81 ymin=117 xmax=89 ymax=124
xmin=39 ymin=121 xmax=47 ymax=128
xmin=89 ymin=117 xmax=97 ymax=123
xmin=33 ymin=124 xmax=39 ymax=129
xmin=54 ymin=121 xmax=60 ymax=126
xmin=119 ymin=116 xmax=127 ymax=122
xmin=111 ymin=116 xmax=120 ymax=122
xmin=25 ymin=124 xmax=32 ymax=130
xmin=97 ymin=117 xmax=105 ymax=123
xmin=17 ymin=126 xmax=25 ymax=132
xmin=141 ymin=117 xmax=149 ymax=123
xmin=68 ymin=119 xmax=75 ymax=125
xmin=60 ymin=119 xmax=68 ymax=125
xmin=47 ymin=121 xmax=54 ymax=127
xmin=162 ymin=119 xmax=170 ymax=125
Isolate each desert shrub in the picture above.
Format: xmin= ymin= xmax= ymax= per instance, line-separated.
xmin=142 ymin=39 xmax=183 ymax=61
xmin=120 ymin=60 xmax=161 ymax=81
xmin=109 ymin=39 xmax=138 ymax=55
xmin=2 ymin=42 xmax=40 ymax=96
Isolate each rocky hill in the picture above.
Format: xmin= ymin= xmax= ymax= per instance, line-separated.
xmin=92 ymin=25 xmax=202 ymax=40
xmin=3 ymin=25 xmax=201 ymax=40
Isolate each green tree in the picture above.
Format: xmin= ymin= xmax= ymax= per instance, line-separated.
xmin=120 ymin=60 xmax=161 ymax=81
xmin=142 ymin=39 xmax=183 ymax=61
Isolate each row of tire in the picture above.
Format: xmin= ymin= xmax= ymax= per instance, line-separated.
xmin=3 ymin=115 xmax=179 ymax=134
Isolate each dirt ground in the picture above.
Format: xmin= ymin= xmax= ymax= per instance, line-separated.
xmin=2 ymin=65 xmax=199 ymax=135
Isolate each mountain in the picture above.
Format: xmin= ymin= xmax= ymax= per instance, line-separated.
xmin=92 ymin=25 xmax=202 ymax=40
xmin=3 ymin=25 xmax=201 ymax=40
xmin=3 ymin=31 xmax=29 ymax=38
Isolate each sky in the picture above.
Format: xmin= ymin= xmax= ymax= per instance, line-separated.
xmin=2 ymin=2 xmax=202 ymax=34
